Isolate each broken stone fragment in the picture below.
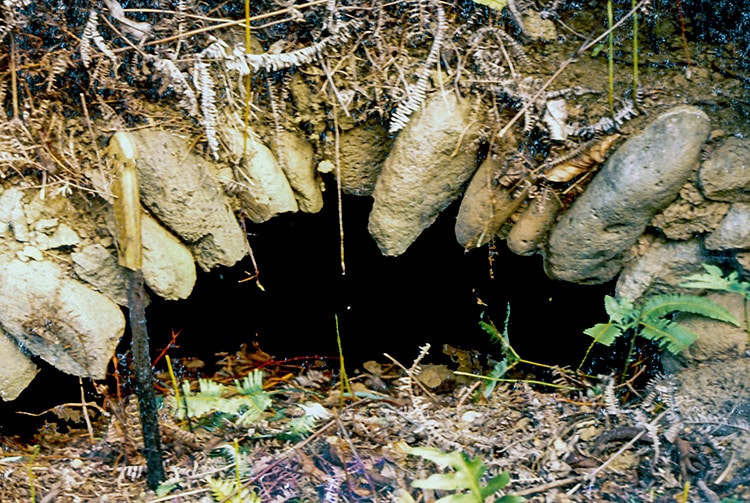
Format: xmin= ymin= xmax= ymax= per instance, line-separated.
xmin=615 ymin=238 xmax=705 ymax=302
xmin=455 ymin=155 xmax=529 ymax=249
xmin=72 ymin=243 xmax=129 ymax=305
xmin=140 ymin=212 xmax=197 ymax=300
xmin=0 ymin=188 xmax=29 ymax=241
xmin=507 ymin=189 xmax=561 ymax=256
xmin=369 ymin=91 xmax=480 ymax=256
xmin=0 ymin=259 xmax=125 ymax=379
xmin=124 ymin=129 xmax=249 ymax=271
xmin=0 ymin=327 xmax=39 ymax=401
xmin=223 ymin=127 xmax=298 ymax=223
xmin=699 ymin=137 xmax=750 ymax=202
xmin=704 ymin=202 xmax=750 ymax=250
xmin=545 ymin=105 xmax=710 ymax=284
xmin=278 ymin=131 xmax=323 ymax=213
xmin=338 ymin=122 xmax=392 ymax=196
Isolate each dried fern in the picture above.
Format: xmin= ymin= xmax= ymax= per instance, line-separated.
xmin=389 ymin=0 xmax=446 ymax=133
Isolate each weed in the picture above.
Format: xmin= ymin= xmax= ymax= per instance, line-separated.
xmin=395 ymin=442 xmax=523 ymax=503
xmin=681 ymin=263 xmax=750 ymax=343
xmin=579 ymin=292 xmax=739 ymax=375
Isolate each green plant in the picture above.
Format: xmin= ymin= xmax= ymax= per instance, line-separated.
xmin=579 ymin=293 xmax=739 ymax=373
xmin=171 ymin=370 xmax=272 ymax=427
xmin=395 ymin=442 xmax=523 ymax=503
xmin=681 ymin=263 xmax=750 ymax=343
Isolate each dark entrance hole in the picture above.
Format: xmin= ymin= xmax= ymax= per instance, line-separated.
xmin=146 ymin=187 xmax=614 ymax=371
xmin=1 ymin=184 xmax=618 ymax=437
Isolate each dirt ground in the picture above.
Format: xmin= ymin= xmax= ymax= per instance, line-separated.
xmin=1 ymin=342 xmax=749 ymax=502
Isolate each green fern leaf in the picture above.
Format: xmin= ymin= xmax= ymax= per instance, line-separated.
xmin=639 ymin=294 xmax=739 ymax=326
xmin=681 ymin=264 xmax=750 ymax=297
xmin=235 ymin=371 xmax=264 ymax=395
xmin=206 ymin=477 xmax=259 ymax=503
xmin=604 ymin=295 xmax=635 ymax=324
xmin=583 ymin=322 xmax=622 ymax=346
xmin=638 ymin=318 xmax=698 ymax=354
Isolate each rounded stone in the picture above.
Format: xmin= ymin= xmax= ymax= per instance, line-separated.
xmin=545 ymin=105 xmax=711 ymax=284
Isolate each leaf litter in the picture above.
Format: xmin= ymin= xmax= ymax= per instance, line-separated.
xmin=1 ymin=342 xmax=748 ymax=502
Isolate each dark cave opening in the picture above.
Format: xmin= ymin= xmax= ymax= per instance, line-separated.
xmin=1 ymin=180 xmax=622 ymax=436
xmin=143 ymin=182 xmax=616 ymax=371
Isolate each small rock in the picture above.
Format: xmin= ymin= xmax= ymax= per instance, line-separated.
xmin=507 ymin=188 xmax=561 ymax=256
xmin=0 ymin=188 xmax=25 ymax=239
xmin=545 ymin=106 xmax=710 ymax=283
xmin=704 ymin=202 xmax=750 ymax=250
xmin=141 ymin=212 xmax=196 ymax=300
xmin=369 ymin=91 xmax=480 ymax=256
xmin=338 ymin=122 xmax=392 ymax=196
xmin=651 ymin=183 xmax=730 ymax=240
xmin=72 ymin=244 xmax=129 ymax=305
xmin=225 ymin=129 xmax=299 ymax=222
xmin=675 ymin=292 xmax=748 ymax=362
xmin=455 ymin=155 xmax=529 ymax=249
xmin=47 ymin=223 xmax=80 ymax=249
xmin=699 ymin=137 xmax=750 ymax=202
xmin=0 ymin=328 xmax=39 ymax=401
xmin=615 ymin=238 xmax=705 ymax=302
xmin=0 ymin=259 xmax=125 ymax=379
xmin=278 ymin=131 xmax=323 ymax=213
xmin=17 ymin=245 xmax=43 ymax=262
xmin=34 ymin=218 xmax=59 ymax=234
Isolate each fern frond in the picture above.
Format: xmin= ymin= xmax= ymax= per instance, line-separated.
xmin=285 ymin=402 xmax=332 ymax=438
xmin=389 ymin=0 xmax=446 ymax=133
xmin=193 ymin=59 xmax=220 ymax=159
xmin=639 ymin=294 xmax=739 ymax=326
xmin=235 ymin=370 xmax=264 ymax=395
xmin=211 ymin=444 xmax=252 ymax=477
xmin=681 ymin=263 xmax=750 ymax=297
xmin=583 ymin=322 xmax=622 ymax=346
xmin=151 ymin=57 xmax=199 ymax=116
xmin=243 ymin=20 xmax=360 ymax=73
xmin=206 ymin=477 xmax=259 ymax=503
xmin=638 ymin=318 xmax=698 ymax=354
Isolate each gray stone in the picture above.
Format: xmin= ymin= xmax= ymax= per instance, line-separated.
xmin=225 ymin=128 xmax=299 ymax=223
xmin=615 ymin=238 xmax=706 ymax=302
xmin=699 ymin=137 xmax=750 ymax=202
xmin=0 ymin=260 xmax=125 ymax=379
xmin=369 ymin=91 xmax=480 ymax=256
xmin=338 ymin=122 xmax=392 ymax=196
xmin=0 ymin=188 xmax=29 ymax=242
xmin=704 ymin=202 xmax=750 ymax=250
xmin=141 ymin=212 xmax=196 ymax=300
xmin=126 ymin=129 xmax=249 ymax=271
xmin=72 ymin=244 xmax=129 ymax=305
xmin=545 ymin=106 xmax=710 ymax=283
xmin=455 ymin=155 xmax=529 ymax=249
xmin=49 ymin=223 xmax=80 ymax=248
xmin=0 ymin=328 xmax=39 ymax=401
xmin=278 ymin=131 xmax=323 ymax=213
xmin=507 ymin=188 xmax=561 ymax=256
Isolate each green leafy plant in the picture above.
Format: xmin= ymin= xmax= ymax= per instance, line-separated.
xmin=171 ymin=370 xmax=272 ymax=427
xmin=469 ymin=307 xmax=573 ymax=393
xmin=681 ymin=263 xmax=750 ymax=343
xmin=580 ymin=293 xmax=739 ymax=373
xmin=206 ymin=477 xmax=260 ymax=503
xmin=396 ymin=442 xmax=523 ymax=503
